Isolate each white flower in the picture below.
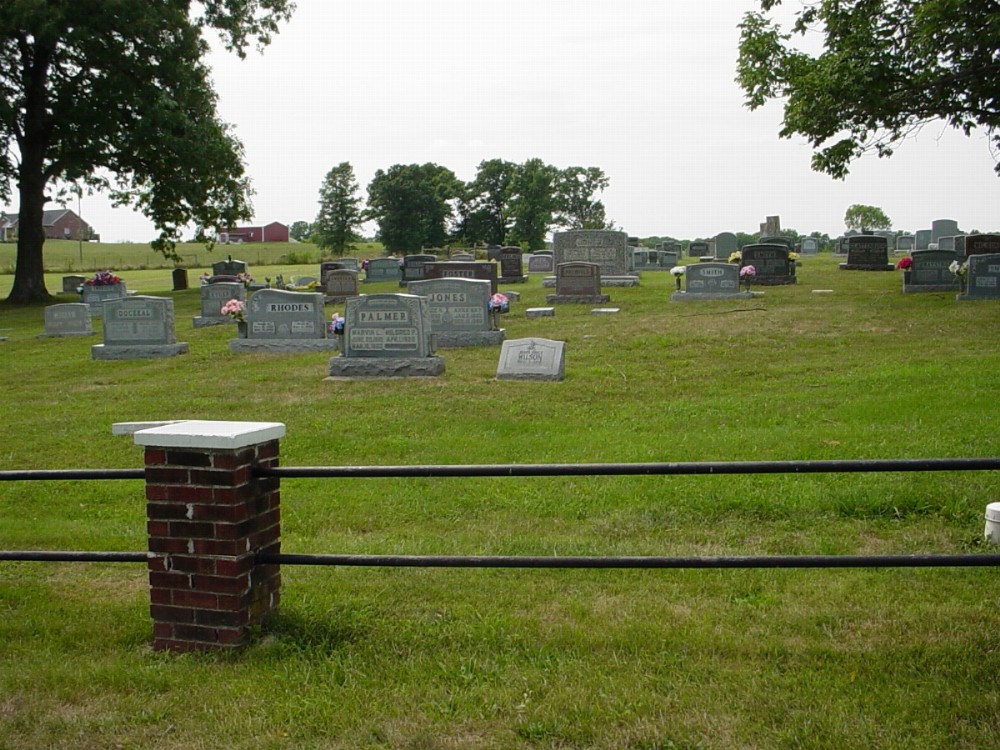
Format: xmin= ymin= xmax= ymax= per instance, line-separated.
xmin=670 ymin=266 xmax=686 ymax=276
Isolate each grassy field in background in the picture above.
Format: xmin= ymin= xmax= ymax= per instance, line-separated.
xmin=1 ymin=254 xmax=999 ymax=749
xmin=0 ymin=238 xmax=384 ymax=276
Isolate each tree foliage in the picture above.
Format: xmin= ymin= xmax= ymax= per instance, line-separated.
xmin=554 ymin=166 xmax=609 ymax=230
xmin=1 ymin=0 xmax=293 ymax=302
xmin=737 ymin=0 xmax=1000 ymax=179
xmin=313 ymin=162 xmax=362 ymax=255
xmin=844 ymin=204 xmax=892 ymax=232
xmin=366 ymin=163 xmax=461 ymax=253
xmin=289 ymin=220 xmax=312 ymax=242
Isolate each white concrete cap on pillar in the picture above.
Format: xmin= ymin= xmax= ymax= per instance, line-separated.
xmin=985 ymin=503 xmax=1000 ymax=545
xmin=125 ymin=420 xmax=286 ymax=450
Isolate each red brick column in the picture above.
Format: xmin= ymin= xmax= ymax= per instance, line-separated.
xmin=131 ymin=421 xmax=285 ymax=652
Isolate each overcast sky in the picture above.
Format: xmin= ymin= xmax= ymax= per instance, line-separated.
xmin=77 ymin=0 xmax=1000 ymax=242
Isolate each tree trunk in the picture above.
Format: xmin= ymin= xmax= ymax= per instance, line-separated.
xmin=7 ymin=164 xmax=52 ymax=304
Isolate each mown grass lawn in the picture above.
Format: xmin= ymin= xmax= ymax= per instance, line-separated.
xmin=1 ymin=253 xmax=999 ymax=749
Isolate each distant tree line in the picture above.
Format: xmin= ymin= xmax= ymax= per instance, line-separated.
xmin=302 ymin=159 xmax=613 ymax=255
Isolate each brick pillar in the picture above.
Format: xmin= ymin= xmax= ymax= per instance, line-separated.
xmin=131 ymin=421 xmax=285 ymax=652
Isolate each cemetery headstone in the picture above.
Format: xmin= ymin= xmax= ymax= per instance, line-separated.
xmin=39 ymin=303 xmax=96 ymax=338
xmin=931 ymin=219 xmax=960 ymax=243
xmin=328 ymin=293 xmax=444 ymax=377
xmin=338 ymin=258 xmax=361 ymax=272
xmin=938 ymin=236 xmax=956 ymax=253
xmin=230 ymin=288 xmax=337 ymax=354
xmin=688 ymin=241 xmax=709 ymax=258
xmin=92 ymin=296 xmax=188 ymax=359
xmin=839 ymin=235 xmax=893 ymax=270
xmin=546 ymin=262 xmax=610 ymax=304
xmin=741 ymin=244 xmax=796 ymax=285
xmin=496 ymin=337 xmax=565 ymax=382
xmin=963 ymin=234 xmax=1000 ymax=258
xmin=551 ymin=230 xmax=637 ymax=285
xmin=364 ymin=257 xmax=403 ymax=283
xmin=399 ymin=254 xmax=438 ymax=287
xmin=527 ymin=253 xmax=555 ymax=274
xmin=194 ymin=281 xmax=245 ymax=327
xmin=81 ymin=280 xmax=127 ymax=316
xmin=714 ymin=232 xmax=738 ymax=260
xmin=408 ymin=277 xmax=503 ymax=347
xmin=62 ymin=275 xmax=85 ymax=294
xmin=211 ymin=257 xmax=248 ymax=277
xmin=896 ymin=235 xmax=914 ymax=254
xmin=323 ymin=269 xmax=360 ymax=303
xmin=902 ymin=249 xmax=960 ymax=293
xmin=671 ymin=262 xmax=749 ymax=300
xmin=914 ymin=229 xmax=931 ymax=251
xmin=799 ymin=237 xmax=819 ymax=255
xmin=450 ymin=252 xmax=475 ymax=262
xmin=497 ymin=247 xmax=527 ymax=283
xmin=320 ymin=262 xmax=346 ymax=286
xmin=423 ymin=261 xmax=498 ymax=294
xmin=958 ymin=253 xmax=1000 ymax=301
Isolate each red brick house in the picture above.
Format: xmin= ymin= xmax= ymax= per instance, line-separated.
xmin=2 ymin=209 xmax=94 ymax=241
xmin=219 ymin=221 xmax=289 ymax=243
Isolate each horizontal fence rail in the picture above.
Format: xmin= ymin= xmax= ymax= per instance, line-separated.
xmin=3 ymin=457 xmax=1000 ymax=570
xmin=254 ymin=457 xmax=1000 ymax=479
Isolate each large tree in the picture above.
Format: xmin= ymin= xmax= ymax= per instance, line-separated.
xmin=737 ymin=0 xmax=1000 ymax=179
xmin=459 ymin=158 xmax=518 ymax=246
xmin=554 ymin=166 xmax=609 ymax=230
xmin=366 ymin=163 xmax=460 ymax=253
xmin=1 ymin=0 xmax=293 ymax=303
xmin=313 ymin=162 xmax=363 ymax=255
xmin=509 ymin=158 xmax=560 ymax=251
xmin=844 ymin=204 xmax=892 ymax=233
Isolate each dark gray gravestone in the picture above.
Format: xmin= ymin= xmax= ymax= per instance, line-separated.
xmin=496 ymin=338 xmax=565 ymax=382
xmin=211 ymin=257 xmax=248 ymax=277
xmin=329 ymin=293 xmax=444 ymax=377
xmin=320 ymin=262 xmax=346 ymax=286
xmin=938 ymin=236 xmax=956 ymax=253
xmin=959 ymin=253 xmax=1000 ymax=300
xmin=931 ymin=219 xmax=959 ymax=243
xmin=688 ymin=241 xmax=709 ymax=258
xmin=449 ymin=252 xmax=475 ymax=262
xmin=498 ymin=247 xmax=527 ymax=283
xmin=527 ymin=253 xmax=554 ymax=274
xmin=423 ymin=261 xmax=498 ymax=294
xmin=194 ymin=282 xmax=244 ymax=327
xmin=914 ymin=230 xmax=931 ymax=251
xmin=338 ymin=258 xmax=360 ymax=272
xmin=399 ymin=254 xmax=438 ymax=287
xmin=896 ymin=235 xmax=914 ymax=253
xmin=62 ymin=275 xmax=85 ymax=294
xmin=81 ymin=282 xmax=127 ymax=316
xmin=552 ymin=230 xmax=635 ymax=281
xmin=408 ymin=278 xmax=503 ymax=347
xmin=92 ymin=296 xmax=188 ymax=359
xmin=364 ymin=258 xmax=402 ymax=283
xmin=714 ymin=232 xmax=738 ymax=260
xmin=39 ymin=303 xmax=95 ymax=338
xmin=741 ymin=244 xmax=796 ymax=285
xmin=902 ymin=250 xmax=960 ymax=293
xmin=963 ymin=234 xmax=1000 ymax=258
xmin=672 ymin=262 xmax=748 ymax=300
xmin=840 ymin=236 xmax=893 ymax=270
xmin=323 ymin=269 xmax=359 ymax=303
xmin=547 ymin=262 xmax=609 ymax=304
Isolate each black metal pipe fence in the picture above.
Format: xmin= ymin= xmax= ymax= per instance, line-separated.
xmin=2 ymin=457 xmax=999 ymax=569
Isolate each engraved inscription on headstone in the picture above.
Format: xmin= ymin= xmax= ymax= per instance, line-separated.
xmin=343 ymin=293 xmax=434 ymax=357
xmin=324 ymin=269 xmax=359 ymax=301
xmin=496 ymin=337 xmax=565 ymax=381
xmin=364 ymin=258 xmax=403 ymax=283
xmin=195 ymin=282 xmax=244 ymax=327
xmin=246 ymin=289 xmax=327 ymax=339
xmin=961 ymin=253 xmax=1000 ymax=300
xmin=408 ymin=278 xmax=491 ymax=334
xmin=903 ymin=249 xmax=960 ymax=292
xmin=552 ymin=230 xmax=632 ymax=277
xmin=555 ymin=262 xmax=602 ymax=296
xmin=840 ymin=236 xmax=893 ymax=270
xmin=740 ymin=244 xmax=795 ymax=285
xmin=211 ymin=258 xmax=248 ymax=277
xmin=423 ymin=261 xmax=498 ymax=294
xmin=41 ymin=303 xmax=94 ymax=337
xmin=963 ymin=234 xmax=1000 ymax=258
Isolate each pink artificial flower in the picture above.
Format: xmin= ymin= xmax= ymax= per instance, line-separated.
xmin=739 ymin=265 xmax=757 ymax=277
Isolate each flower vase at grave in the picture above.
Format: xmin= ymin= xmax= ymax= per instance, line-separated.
xmin=903 ymin=270 xmax=912 ymax=285
xmin=237 ymin=321 xmax=248 ymax=339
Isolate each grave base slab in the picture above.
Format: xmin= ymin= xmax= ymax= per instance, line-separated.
xmin=92 ymin=343 xmax=189 ymax=360
xmin=670 ymin=292 xmax=757 ymax=301
xmin=230 ymin=339 xmax=341 ymax=354
xmin=327 ymin=356 xmax=445 ymax=378
xmin=545 ymin=294 xmax=611 ymax=304
xmin=433 ymin=330 xmax=505 ymax=348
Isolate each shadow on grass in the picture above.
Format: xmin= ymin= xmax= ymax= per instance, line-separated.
xmin=255 ymin=604 xmax=374 ymax=657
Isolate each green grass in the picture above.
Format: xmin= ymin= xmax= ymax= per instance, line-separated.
xmin=2 ymin=255 xmax=1000 ymax=749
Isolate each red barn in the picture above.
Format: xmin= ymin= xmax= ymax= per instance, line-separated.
xmin=220 ymin=221 xmax=289 ymax=243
